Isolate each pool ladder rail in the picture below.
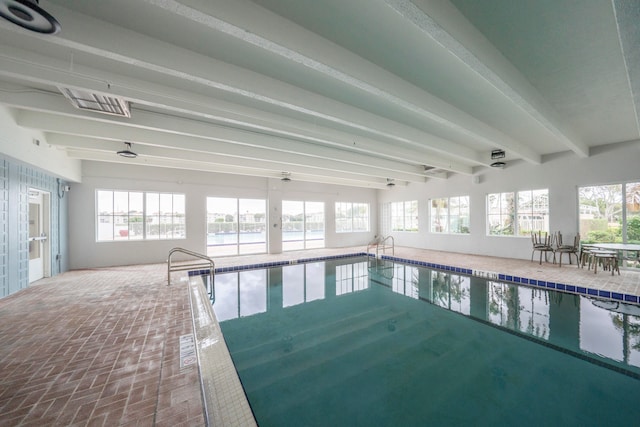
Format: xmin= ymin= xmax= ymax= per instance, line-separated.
xmin=167 ymin=247 xmax=215 ymax=289
xmin=366 ymin=235 xmax=395 ymax=259
xmin=367 ymin=236 xmax=395 ymax=279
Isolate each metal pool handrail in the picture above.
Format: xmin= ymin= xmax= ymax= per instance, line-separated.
xmin=367 ymin=235 xmax=395 ymax=258
xmin=167 ymin=247 xmax=215 ymax=289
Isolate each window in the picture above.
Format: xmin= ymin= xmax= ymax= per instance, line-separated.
xmin=487 ymin=189 xmax=548 ymax=236
xmin=430 ymin=196 xmax=469 ymax=234
xmin=335 ymin=202 xmax=370 ymax=233
xmin=207 ymin=197 xmax=266 ymax=256
xmin=517 ymin=189 xmax=549 ymax=236
xmin=146 ymin=193 xmax=186 ymax=240
xmin=390 ymin=200 xmax=418 ymax=232
xmin=579 ymin=182 xmax=640 ymax=244
xmin=283 ymin=201 xmax=325 ymax=250
xmin=96 ymin=190 xmax=185 ymax=241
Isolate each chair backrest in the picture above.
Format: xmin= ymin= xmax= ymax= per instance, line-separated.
xmin=573 ymin=233 xmax=580 ymax=249
xmin=532 ymin=231 xmax=552 ymax=247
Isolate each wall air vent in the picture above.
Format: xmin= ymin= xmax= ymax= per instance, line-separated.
xmin=59 ymin=87 xmax=131 ymax=118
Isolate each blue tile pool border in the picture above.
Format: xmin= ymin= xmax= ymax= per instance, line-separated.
xmin=380 ymin=254 xmax=640 ymax=306
xmin=187 ymin=252 xmax=369 ymax=276
xmin=187 ymin=252 xmax=639 ymax=305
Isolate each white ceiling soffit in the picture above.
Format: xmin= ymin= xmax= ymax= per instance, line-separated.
xmin=0 ymin=0 xmax=637 ymax=188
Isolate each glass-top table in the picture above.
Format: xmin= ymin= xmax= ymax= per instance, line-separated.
xmin=584 ymin=243 xmax=640 ymax=269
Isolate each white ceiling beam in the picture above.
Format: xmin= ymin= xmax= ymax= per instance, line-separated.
xmin=65 ymin=149 xmax=396 ymax=189
xmin=140 ymin=0 xmax=544 ymax=163
xmin=21 ymin=113 xmax=425 ymax=183
xmin=48 ymin=134 xmax=424 ymax=184
xmin=612 ymin=0 xmax=640 ymax=139
xmin=0 ymin=47 xmax=474 ymax=174
xmin=8 ymin=4 xmax=487 ymax=165
xmin=387 ymin=0 xmax=588 ymax=157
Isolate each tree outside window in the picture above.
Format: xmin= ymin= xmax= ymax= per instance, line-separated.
xmin=430 ymin=196 xmax=469 ymax=234
xmin=579 ymin=182 xmax=640 ymax=245
xmin=487 ymin=189 xmax=548 ymax=236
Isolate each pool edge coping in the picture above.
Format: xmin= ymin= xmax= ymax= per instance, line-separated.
xmin=188 ymin=251 xmax=640 ymax=425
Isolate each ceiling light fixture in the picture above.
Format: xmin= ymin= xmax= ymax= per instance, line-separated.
xmin=281 ymin=172 xmax=291 ymax=182
xmin=0 ymin=0 xmax=60 ymax=34
xmin=386 ymin=178 xmax=395 ymax=188
xmin=117 ymin=142 xmax=137 ymax=158
xmin=490 ymin=161 xmax=505 ymax=168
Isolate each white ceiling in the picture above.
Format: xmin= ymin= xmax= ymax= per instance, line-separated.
xmin=0 ymin=0 xmax=638 ymax=189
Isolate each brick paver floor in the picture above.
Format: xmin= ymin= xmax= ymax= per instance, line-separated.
xmin=0 ymin=264 xmax=203 ymax=427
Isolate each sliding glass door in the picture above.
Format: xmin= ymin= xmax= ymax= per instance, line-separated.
xmin=282 ymin=201 xmax=324 ymax=251
xmin=207 ymin=197 xmax=266 ymax=256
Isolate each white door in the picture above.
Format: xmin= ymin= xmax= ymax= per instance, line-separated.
xmin=28 ymin=189 xmax=49 ymax=283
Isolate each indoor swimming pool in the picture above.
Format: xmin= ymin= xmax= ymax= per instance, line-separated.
xmin=209 ymin=256 xmax=640 ymax=426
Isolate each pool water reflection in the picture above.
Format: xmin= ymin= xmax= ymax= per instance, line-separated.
xmin=211 ymin=257 xmax=640 ymax=426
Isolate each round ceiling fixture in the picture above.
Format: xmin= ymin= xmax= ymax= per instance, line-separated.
xmin=386 ymin=178 xmax=395 ymax=188
xmin=0 ymin=0 xmax=61 ymax=34
xmin=117 ymin=142 xmax=137 ymax=158
xmin=490 ymin=161 xmax=506 ymax=168
xmin=281 ymin=172 xmax=291 ymax=182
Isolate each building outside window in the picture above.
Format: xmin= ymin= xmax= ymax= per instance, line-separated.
xmin=282 ymin=201 xmax=325 ymax=250
xmin=206 ymin=197 xmax=266 ymax=256
xmin=96 ymin=190 xmax=185 ymax=241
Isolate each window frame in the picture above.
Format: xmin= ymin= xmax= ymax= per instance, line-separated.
xmin=206 ymin=197 xmax=267 ymax=256
xmin=335 ymin=202 xmax=370 ymax=233
xmin=579 ymin=181 xmax=640 ymax=244
xmin=96 ymin=190 xmax=186 ymax=242
xmin=389 ymin=200 xmax=419 ymax=232
xmin=486 ymin=189 xmax=549 ymax=236
xmin=429 ymin=195 xmax=470 ymax=234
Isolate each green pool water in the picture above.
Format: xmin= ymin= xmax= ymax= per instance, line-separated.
xmin=212 ymin=257 xmax=640 ymax=426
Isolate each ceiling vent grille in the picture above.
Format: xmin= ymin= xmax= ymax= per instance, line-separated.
xmin=424 ymin=167 xmax=448 ymax=179
xmin=59 ymin=87 xmax=131 ymax=118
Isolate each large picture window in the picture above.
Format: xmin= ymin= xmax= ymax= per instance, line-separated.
xmin=207 ymin=197 xmax=267 ymax=256
xmin=390 ymin=200 xmax=418 ymax=232
xmin=579 ymin=182 xmax=640 ymax=244
xmin=430 ymin=196 xmax=469 ymax=234
xmin=487 ymin=189 xmax=548 ymax=236
xmin=335 ymin=202 xmax=370 ymax=233
xmin=96 ymin=190 xmax=185 ymax=241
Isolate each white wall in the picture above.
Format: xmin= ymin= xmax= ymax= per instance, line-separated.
xmin=0 ymin=106 xmax=81 ymax=182
xmin=377 ymin=141 xmax=640 ymax=260
xmin=69 ymin=161 xmax=378 ymax=269
xmin=63 ymin=139 xmax=640 ymax=268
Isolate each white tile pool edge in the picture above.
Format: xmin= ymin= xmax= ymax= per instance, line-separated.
xmin=188 ymin=278 xmax=257 ymax=427
xmin=187 ymin=252 xmax=640 ymax=425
